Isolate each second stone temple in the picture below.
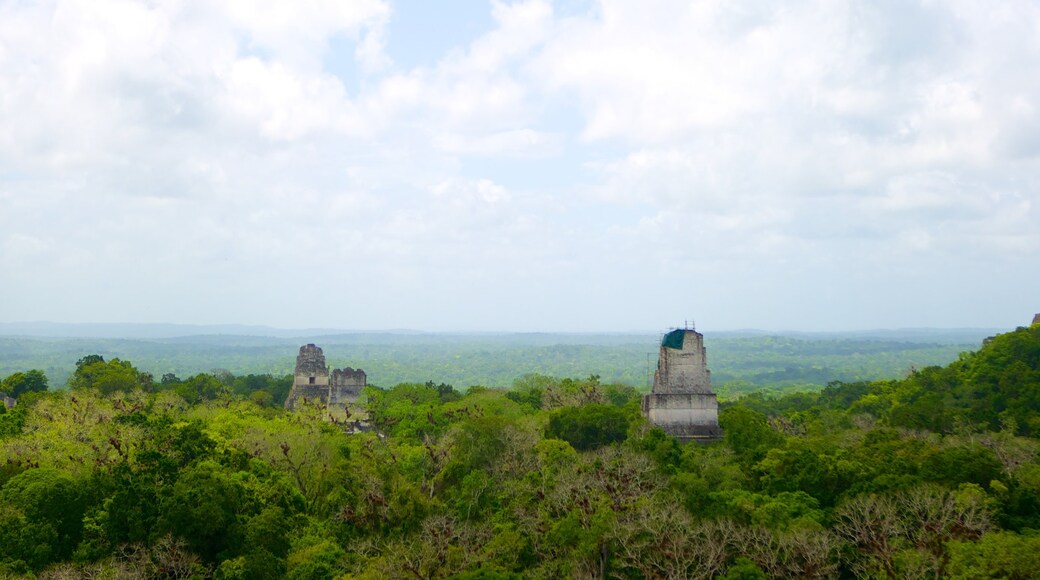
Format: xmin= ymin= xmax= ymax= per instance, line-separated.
xmin=642 ymin=326 xmax=722 ymax=441
xmin=284 ymin=344 xmax=367 ymax=412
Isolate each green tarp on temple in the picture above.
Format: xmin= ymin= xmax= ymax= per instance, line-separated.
xmin=661 ymin=329 xmax=685 ymax=350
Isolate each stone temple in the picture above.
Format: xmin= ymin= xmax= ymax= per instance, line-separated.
xmin=641 ymin=326 xmax=722 ymax=441
xmin=284 ymin=344 xmax=367 ymax=411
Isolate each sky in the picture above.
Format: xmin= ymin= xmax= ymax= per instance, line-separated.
xmin=0 ymin=0 xmax=1038 ymax=333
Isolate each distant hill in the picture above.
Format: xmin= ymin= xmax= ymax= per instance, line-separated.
xmin=0 ymin=321 xmax=1003 ymax=344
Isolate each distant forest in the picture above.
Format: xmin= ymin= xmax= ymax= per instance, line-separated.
xmin=0 ymin=328 xmax=995 ymax=399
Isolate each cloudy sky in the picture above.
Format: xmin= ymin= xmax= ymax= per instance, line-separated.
xmin=1 ymin=0 xmax=1038 ymax=332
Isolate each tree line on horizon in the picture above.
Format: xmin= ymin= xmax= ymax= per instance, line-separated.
xmin=0 ymin=333 xmax=978 ymax=401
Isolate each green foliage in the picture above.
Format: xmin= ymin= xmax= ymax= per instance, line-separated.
xmin=1 ymin=468 xmax=86 ymax=566
xmin=0 ymin=403 xmax=28 ymax=439
xmin=1 ymin=369 xmax=49 ymax=397
xmin=873 ymin=327 xmax=1040 ymax=434
xmin=102 ymin=460 xmax=167 ymax=546
xmin=68 ymin=356 xmax=141 ymax=394
xmin=233 ymin=373 xmax=293 ymax=407
xmin=427 ymin=380 xmax=462 ymax=402
xmin=175 ymin=373 xmax=230 ymax=403
xmin=364 ymin=382 xmax=443 ymax=439
xmin=628 ymin=425 xmax=683 ymax=472
xmin=947 ymin=531 xmax=1040 ymax=579
xmin=998 ymin=463 xmax=1040 ymax=531
xmin=721 ymin=557 xmax=768 ymax=579
xmin=922 ymin=443 xmax=1003 ymax=487
xmin=156 ymin=460 xmax=251 ymax=561
xmin=755 ymin=440 xmax=853 ymax=507
xmin=719 ymin=406 xmax=784 ymax=466
xmin=601 ymin=382 xmax=642 ymax=406
xmin=286 ymin=537 xmax=344 ymax=580
xmin=705 ymin=489 xmax=825 ymax=530
xmin=740 ymin=326 xmax=1040 ymax=438
xmin=506 ymin=373 xmax=552 ymax=409
xmin=245 ymin=506 xmax=291 ymax=558
xmin=545 ymin=403 xmax=632 ymax=451
xmin=0 ymin=503 xmax=58 ymax=571
xmin=0 ymin=326 xmax=1034 ymax=577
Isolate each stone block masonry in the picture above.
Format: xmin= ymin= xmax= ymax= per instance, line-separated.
xmin=641 ymin=327 xmax=722 ymax=442
xmin=329 ymin=367 xmax=367 ymax=407
xmin=284 ymin=344 xmax=367 ymax=412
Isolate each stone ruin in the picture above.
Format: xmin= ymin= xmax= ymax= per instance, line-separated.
xmin=641 ymin=326 xmax=722 ymax=442
xmin=1033 ymin=313 xmax=1040 ymax=327
xmin=284 ymin=344 xmax=367 ymax=411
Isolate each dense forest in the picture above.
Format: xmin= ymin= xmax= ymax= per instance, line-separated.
xmin=0 ymin=325 xmax=1039 ymax=578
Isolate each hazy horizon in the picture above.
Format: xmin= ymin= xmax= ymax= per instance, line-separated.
xmin=2 ymin=1 xmax=1037 ymax=332
xmin=0 ymin=319 xmax=1012 ymax=339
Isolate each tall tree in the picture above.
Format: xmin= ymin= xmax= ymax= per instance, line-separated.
xmin=68 ymin=358 xmax=140 ymax=394
xmin=1 ymin=369 xmax=49 ymax=397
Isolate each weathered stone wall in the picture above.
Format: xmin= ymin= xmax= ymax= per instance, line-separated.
xmin=329 ymin=367 xmax=367 ymax=406
xmin=285 ymin=384 xmax=330 ymax=409
xmin=295 ymin=344 xmax=329 ymax=377
xmin=285 ymin=344 xmax=368 ymax=411
xmin=641 ymin=393 xmax=721 ymax=439
xmin=642 ymin=328 xmax=722 ymax=441
xmin=285 ymin=344 xmax=330 ymax=410
xmin=331 ymin=367 xmax=366 ymax=388
xmin=652 ymin=330 xmax=712 ymax=395
xmin=1033 ymin=313 xmax=1040 ymax=327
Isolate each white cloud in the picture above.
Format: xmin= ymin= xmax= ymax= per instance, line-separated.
xmin=219 ymin=57 xmax=364 ymax=140
xmin=221 ymin=0 xmax=390 ymax=69
xmin=0 ymin=0 xmax=1038 ymax=330
xmin=433 ymin=128 xmax=561 ymax=156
